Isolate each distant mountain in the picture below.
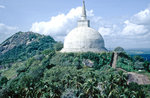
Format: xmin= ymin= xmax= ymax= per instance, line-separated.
xmin=0 ymin=31 xmax=56 ymax=65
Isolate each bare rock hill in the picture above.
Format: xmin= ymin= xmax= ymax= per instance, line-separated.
xmin=0 ymin=31 xmax=56 ymax=65
xmin=0 ymin=31 xmax=43 ymax=55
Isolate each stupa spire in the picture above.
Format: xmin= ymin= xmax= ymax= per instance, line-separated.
xmin=81 ymin=0 xmax=86 ymax=20
xmin=77 ymin=0 xmax=90 ymax=27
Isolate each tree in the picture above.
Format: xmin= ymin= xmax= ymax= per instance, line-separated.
xmin=143 ymin=61 xmax=150 ymax=72
xmin=114 ymin=47 xmax=125 ymax=53
xmin=82 ymin=78 xmax=100 ymax=98
xmin=134 ymin=55 xmax=144 ymax=62
xmin=73 ymin=57 xmax=82 ymax=69
xmin=0 ymin=77 xmax=8 ymax=88
xmin=54 ymin=41 xmax=63 ymax=51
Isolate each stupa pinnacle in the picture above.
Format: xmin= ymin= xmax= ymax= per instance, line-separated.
xmin=78 ymin=0 xmax=90 ymax=27
xmin=61 ymin=0 xmax=107 ymax=53
xmin=81 ymin=0 xmax=86 ymax=20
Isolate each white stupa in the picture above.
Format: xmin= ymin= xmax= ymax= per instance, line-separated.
xmin=61 ymin=0 xmax=107 ymax=53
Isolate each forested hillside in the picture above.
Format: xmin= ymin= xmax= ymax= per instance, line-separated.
xmin=0 ymin=31 xmax=56 ymax=68
xmin=0 ymin=32 xmax=150 ymax=97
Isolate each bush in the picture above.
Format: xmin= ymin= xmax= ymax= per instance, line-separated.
xmin=114 ymin=47 xmax=125 ymax=53
xmin=54 ymin=41 xmax=63 ymax=51
xmin=50 ymin=52 xmax=112 ymax=69
xmin=117 ymin=52 xmax=135 ymax=72
xmin=134 ymin=55 xmax=145 ymax=62
xmin=143 ymin=61 xmax=150 ymax=72
xmin=0 ymin=65 xmax=147 ymax=97
xmin=17 ymin=66 xmax=28 ymax=74
xmin=0 ymin=77 xmax=8 ymax=88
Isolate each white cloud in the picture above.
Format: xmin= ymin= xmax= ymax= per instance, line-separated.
xmin=122 ymin=20 xmax=148 ymax=36
xmin=98 ymin=27 xmax=112 ymax=36
xmin=30 ymin=6 xmax=150 ymax=49
xmin=98 ymin=24 xmax=119 ymax=36
xmin=131 ymin=8 xmax=150 ymax=25
xmin=0 ymin=5 xmax=5 ymax=9
xmin=101 ymin=7 xmax=150 ymax=37
xmin=30 ymin=7 xmax=95 ymax=41
xmin=0 ymin=23 xmax=18 ymax=43
xmin=98 ymin=7 xmax=150 ymax=48
xmin=122 ymin=8 xmax=150 ymax=36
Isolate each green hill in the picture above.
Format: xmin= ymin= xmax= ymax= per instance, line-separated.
xmin=0 ymin=31 xmax=56 ymax=67
xmin=0 ymin=32 xmax=150 ymax=97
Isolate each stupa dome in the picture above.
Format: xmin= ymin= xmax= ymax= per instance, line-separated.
xmin=61 ymin=0 xmax=107 ymax=53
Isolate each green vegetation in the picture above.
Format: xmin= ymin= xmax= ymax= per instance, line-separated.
xmin=54 ymin=41 xmax=63 ymax=51
xmin=0 ymin=50 xmax=149 ymax=97
xmin=0 ymin=32 xmax=56 ymax=67
xmin=117 ymin=52 xmax=150 ymax=72
xmin=143 ymin=61 xmax=150 ymax=72
xmin=0 ymin=32 xmax=150 ymax=97
xmin=117 ymin=53 xmax=134 ymax=72
xmin=0 ymin=65 xmax=147 ymax=97
xmin=50 ymin=52 xmax=112 ymax=69
xmin=114 ymin=46 xmax=125 ymax=53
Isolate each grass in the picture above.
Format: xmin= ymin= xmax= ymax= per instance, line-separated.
xmin=117 ymin=63 xmax=135 ymax=72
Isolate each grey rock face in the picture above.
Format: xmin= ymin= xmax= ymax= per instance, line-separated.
xmin=82 ymin=59 xmax=94 ymax=67
xmin=0 ymin=32 xmax=42 ymax=54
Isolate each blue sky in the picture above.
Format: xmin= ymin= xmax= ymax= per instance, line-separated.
xmin=0 ymin=0 xmax=150 ymax=49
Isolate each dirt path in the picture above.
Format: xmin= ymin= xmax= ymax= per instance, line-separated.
xmin=112 ymin=52 xmax=118 ymax=68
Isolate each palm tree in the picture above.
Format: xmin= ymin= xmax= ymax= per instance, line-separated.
xmin=82 ymin=78 xmax=100 ymax=98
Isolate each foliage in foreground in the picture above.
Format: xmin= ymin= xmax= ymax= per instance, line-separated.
xmin=50 ymin=52 xmax=112 ymax=69
xmin=0 ymin=50 xmax=149 ymax=97
xmin=0 ymin=65 xmax=147 ymax=98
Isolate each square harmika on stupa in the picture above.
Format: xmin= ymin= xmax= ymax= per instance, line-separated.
xmin=61 ymin=0 xmax=107 ymax=53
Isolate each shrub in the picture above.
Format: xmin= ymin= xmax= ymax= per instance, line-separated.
xmin=54 ymin=41 xmax=63 ymax=51
xmin=0 ymin=77 xmax=8 ymax=88
xmin=143 ymin=61 xmax=150 ymax=72
xmin=50 ymin=52 xmax=112 ymax=69
xmin=134 ymin=55 xmax=145 ymax=62
xmin=114 ymin=47 xmax=125 ymax=53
